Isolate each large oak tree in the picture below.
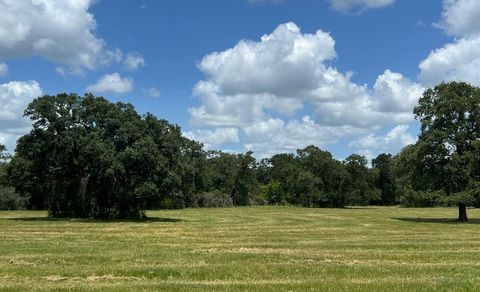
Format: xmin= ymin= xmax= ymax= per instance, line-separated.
xmin=8 ymin=93 xmax=202 ymax=218
xmin=413 ymin=82 xmax=480 ymax=222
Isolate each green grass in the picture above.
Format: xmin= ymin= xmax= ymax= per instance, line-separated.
xmin=1 ymin=206 xmax=480 ymax=291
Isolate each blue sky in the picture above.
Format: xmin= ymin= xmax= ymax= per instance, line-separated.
xmin=1 ymin=0 xmax=479 ymax=160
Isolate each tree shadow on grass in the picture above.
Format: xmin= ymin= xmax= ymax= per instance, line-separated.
xmin=392 ymin=217 xmax=480 ymax=224
xmin=2 ymin=217 xmax=183 ymax=224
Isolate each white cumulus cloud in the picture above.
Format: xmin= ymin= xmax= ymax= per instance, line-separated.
xmin=419 ymin=37 xmax=480 ymax=86
xmin=349 ymin=125 xmax=417 ymax=160
xmin=124 ymin=52 xmax=145 ymax=70
xmin=439 ymin=0 xmax=480 ymax=37
xmin=86 ymin=73 xmax=134 ymax=94
xmin=419 ymin=0 xmax=480 ymax=86
xmin=198 ymin=22 xmax=336 ymax=98
xmin=185 ymin=128 xmax=240 ymax=150
xmin=0 ymin=0 xmax=146 ymax=75
xmin=0 ymin=80 xmax=42 ymax=152
xmin=189 ymin=22 xmax=422 ymax=157
xmin=0 ymin=0 xmax=109 ymax=71
xmin=243 ymin=116 xmax=358 ymax=158
xmin=373 ymin=70 xmax=425 ymax=113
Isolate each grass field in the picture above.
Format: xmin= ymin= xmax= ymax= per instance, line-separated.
xmin=1 ymin=206 xmax=480 ymax=291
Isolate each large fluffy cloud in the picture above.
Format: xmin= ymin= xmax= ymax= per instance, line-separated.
xmin=189 ymin=22 xmax=421 ymax=157
xmin=419 ymin=0 xmax=480 ymax=86
xmin=199 ymin=22 xmax=336 ymax=98
xmin=0 ymin=0 xmax=144 ymax=74
xmin=439 ymin=0 xmax=480 ymax=37
xmin=0 ymin=80 xmax=42 ymax=151
xmin=0 ymin=0 xmax=103 ymax=69
xmin=419 ymin=37 xmax=480 ymax=86
xmin=313 ymin=70 xmax=424 ymax=128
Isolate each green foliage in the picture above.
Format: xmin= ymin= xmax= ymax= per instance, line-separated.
xmin=407 ymin=82 xmax=480 ymax=220
xmin=201 ymin=151 xmax=257 ymax=207
xmin=196 ymin=190 xmax=233 ymax=208
xmin=400 ymin=188 xmax=445 ymax=207
xmin=202 ymin=151 xmax=239 ymax=195
xmin=231 ymin=151 xmax=257 ymax=206
xmin=7 ymin=94 xmax=203 ymax=219
xmin=372 ymin=153 xmax=397 ymax=205
xmin=413 ymin=82 xmax=480 ymax=196
xmin=258 ymin=181 xmax=286 ymax=205
xmin=0 ymin=143 xmax=9 ymax=165
xmin=0 ymin=186 xmax=25 ymax=210
xmin=13 ymin=81 xmax=480 ymax=216
xmin=0 ymin=144 xmax=24 ymax=210
xmin=344 ymin=154 xmax=380 ymax=205
xmin=257 ymin=146 xmax=349 ymax=208
xmin=0 ymin=146 xmax=7 ymax=186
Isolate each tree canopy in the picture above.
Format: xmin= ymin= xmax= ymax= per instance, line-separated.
xmin=7 ymin=93 xmax=203 ymax=218
xmin=6 ymin=92 xmax=383 ymax=218
xmin=411 ymin=82 xmax=480 ymax=221
xmin=5 ymin=82 xmax=480 ymax=221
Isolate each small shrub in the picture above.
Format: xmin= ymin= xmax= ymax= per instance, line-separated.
xmin=197 ymin=190 xmax=233 ymax=208
xmin=159 ymin=193 xmax=186 ymax=210
xmin=400 ymin=188 xmax=444 ymax=207
xmin=0 ymin=187 xmax=25 ymax=210
xmin=258 ymin=181 xmax=287 ymax=205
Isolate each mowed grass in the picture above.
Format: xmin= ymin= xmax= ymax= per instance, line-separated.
xmin=1 ymin=207 xmax=480 ymax=291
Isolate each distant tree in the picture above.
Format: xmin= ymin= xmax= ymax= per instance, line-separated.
xmin=267 ymin=153 xmax=298 ymax=195
xmin=259 ymin=153 xmax=296 ymax=205
xmin=394 ymin=145 xmax=420 ymax=191
xmin=372 ymin=153 xmax=397 ymax=205
xmin=202 ymin=151 xmax=239 ymax=195
xmin=0 ymin=143 xmax=7 ymax=163
xmin=413 ymin=82 xmax=480 ymax=222
xmin=0 ymin=143 xmax=7 ymax=175
xmin=256 ymin=158 xmax=274 ymax=185
xmin=0 ymin=143 xmax=10 ymax=182
xmin=292 ymin=170 xmax=323 ymax=207
xmin=0 ymin=143 xmax=26 ymax=210
xmin=200 ymin=150 xmax=257 ymax=206
xmin=296 ymin=146 xmax=347 ymax=207
xmin=177 ymin=138 xmax=207 ymax=208
xmin=196 ymin=190 xmax=233 ymax=208
xmin=344 ymin=154 xmax=380 ymax=205
xmin=231 ymin=151 xmax=257 ymax=206
xmin=0 ymin=143 xmax=9 ymax=186
xmin=258 ymin=180 xmax=285 ymax=205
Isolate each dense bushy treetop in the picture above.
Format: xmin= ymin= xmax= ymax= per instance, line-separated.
xmin=7 ymin=93 xmax=203 ymax=218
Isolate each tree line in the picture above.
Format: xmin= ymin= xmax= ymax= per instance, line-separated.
xmin=0 ymin=82 xmax=479 ymax=221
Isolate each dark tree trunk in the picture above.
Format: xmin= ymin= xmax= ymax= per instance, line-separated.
xmin=78 ymin=174 xmax=90 ymax=217
xmin=458 ymin=203 xmax=468 ymax=222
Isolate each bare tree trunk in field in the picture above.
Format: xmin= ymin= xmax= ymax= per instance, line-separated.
xmin=458 ymin=203 xmax=468 ymax=222
xmin=78 ymin=174 xmax=90 ymax=217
